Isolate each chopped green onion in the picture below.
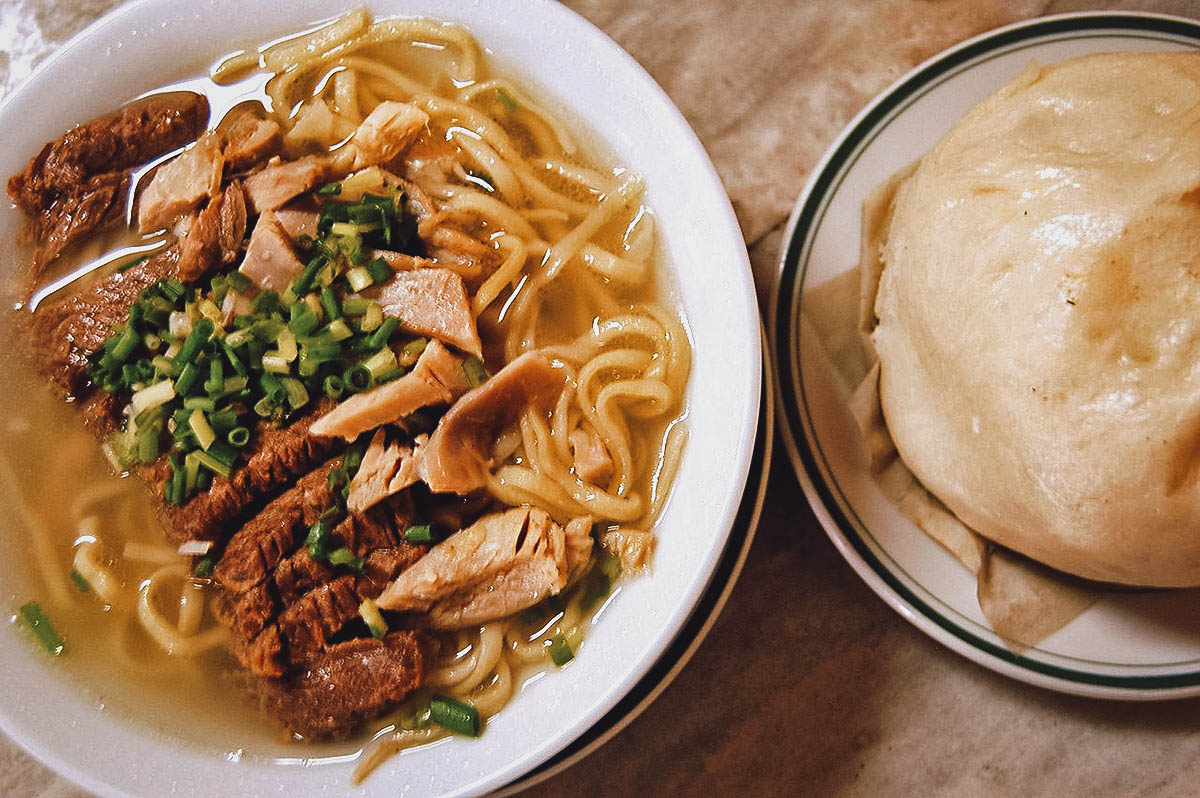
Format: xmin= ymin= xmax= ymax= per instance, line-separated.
xmin=182 ymin=396 xmax=216 ymax=412
xmin=291 ymin=255 xmax=326 ymax=298
xmin=462 ymin=356 xmax=488 ymax=388
xmin=346 ymin=266 xmax=373 ymax=293
xmin=70 ymin=570 xmax=90 ymax=593
xmin=194 ymin=555 xmax=217 ymax=578
xmin=288 ymin=302 xmax=319 ymax=337
xmin=227 ymin=426 xmax=251 ymax=448
xmin=18 ymin=602 xmax=65 ymax=656
xmin=358 ymin=598 xmax=388 ymax=639
xmin=188 ymin=409 xmax=216 ymax=451
xmin=328 ymin=547 xmax=365 ymax=572
xmin=325 ymin=318 xmax=354 ymax=341
xmin=183 ymin=450 xmax=202 ymax=492
xmin=204 ymin=357 xmax=224 ymax=395
xmin=546 ymin=633 xmax=575 ymax=667
xmin=360 ymin=300 xmax=383 ymax=332
xmin=343 ymin=365 xmax=373 ymax=393
xmin=430 ymin=695 xmax=481 ymax=737
xmin=193 ymin=449 xmax=233 ymax=478
xmin=130 ymin=379 xmax=176 ymax=415
xmin=373 ymin=368 xmax=404 ymax=384
xmin=135 ymin=419 xmax=161 ymax=463
xmin=403 ymin=523 xmax=432 ymax=544
xmin=323 ymin=375 xmax=345 ymax=400
xmin=366 ymin=317 xmax=399 ymax=351
xmin=275 ymin=327 xmax=299 ymax=362
xmin=366 ymin=256 xmax=391 ymax=283
xmin=341 ymin=296 xmax=370 ymax=316
xmin=280 ymin=376 xmax=309 ymax=409
xmin=251 ymin=290 xmax=282 ymax=315
xmin=160 ymin=279 xmax=187 ymax=301
xmin=317 ymin=182 xmax=342 ymax=196
xmin=226 ymin=270 xmax=252 ymax=293
xmin=261 ymin=353 xmax=291 ymax=374
xmin=361 ymin=346 xmax=398 ymax=378
xmin=166 ymin=453 xmax=186 ymax=506
xmin=306 ymin=515 xmax=336 ymax=560
xmin=172 ymin=318 xmax=214 ymax=367
xmin=320 ymin=287 xmax=341 ymax=320
xmin=175 ymin=361 xmax=202 ymax=396
xmin=110 ymin=325 xmax=140 ymax=362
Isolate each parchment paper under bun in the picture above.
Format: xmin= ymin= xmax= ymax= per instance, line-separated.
xmin=872 ymin=52 xmax=1200 ymax=587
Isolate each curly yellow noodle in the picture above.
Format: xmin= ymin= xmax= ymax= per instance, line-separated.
xmin=651 ymin=420 xmax=689 ymax=520
xmin=137 ymin=565 xmax=226 ymax=656
xmin=440 ymin=188 xmax=538 ymax=239
xmin=72 ymin=536 xmax=123 ymax=607
xmin=450 ymin=130 xmax=526 ymax=204
xmin=472 ymin=234 xmax=527 ymax=316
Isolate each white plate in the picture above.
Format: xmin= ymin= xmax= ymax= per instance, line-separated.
xmin=0 ymin=1 xmax=761 ymax=795
xmin=772 ymin=12 xmax=1200 ymax=700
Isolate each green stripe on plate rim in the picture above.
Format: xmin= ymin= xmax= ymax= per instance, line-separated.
xmin=776 ymin=13 xmax=1200 ymax=690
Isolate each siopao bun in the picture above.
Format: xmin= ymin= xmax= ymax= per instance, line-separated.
xmin=872 ymin=52 xmax=1200 ymax=587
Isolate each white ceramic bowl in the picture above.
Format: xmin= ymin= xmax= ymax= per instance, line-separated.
xmin=0 ymin=1 xmax=761 ymax=795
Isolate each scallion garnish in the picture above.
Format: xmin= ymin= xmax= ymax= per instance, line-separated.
xmin=18 ymin=602 xmax=65 ymax=656
xmin=430 ymin=695 xmax=481 ymax=737
xmin=546 ymin=633 xmax=575 ymax=667
xmin=328 ymin=547 xmax=365 ymax=572
xmin=69 ymin=570 xmax=90 ymax=593
xmin=403 ymin=523 xmax=432 ymax=544
xmin=358 ymin=597 xmax=388 ymax=639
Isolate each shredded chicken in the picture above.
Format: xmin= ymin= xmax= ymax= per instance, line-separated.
xmin=346 ymin=429 xmax=427 ymax=513
xmin=308 ymin=339 xmax=469 ymax=441
xmin=243 ymin=156 xmax=326 ymax=214
xmin=601 ymin=528 xmax=655 ymax=572
xmin=137 ymin=131 xmax=224 ymax=231
xmin=569 ymin=422 xmax=613 ymax=486
xmin=419 ymin=351 xmax=567 ymax=494
xmin=374 ymin=268 xmax=482 ymax=357
xmin=349 ymin=101 xmax=430 ymax=170
xmin=176 ymin=180 xmax=247 ymax=282
xmin=239 ymin=210 xmax=305 ymax=291
xmin=376 ymin=507 xmax=593 ymax=628
xmin=222 ymin=112 xmax=282 ymax=172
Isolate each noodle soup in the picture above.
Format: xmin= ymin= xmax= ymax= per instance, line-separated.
xmin=2 ymin=9 xmax=691 ymax=781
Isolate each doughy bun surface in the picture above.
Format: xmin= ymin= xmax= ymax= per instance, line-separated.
xmin=873 ymin=52 xmax=1200 ymax=587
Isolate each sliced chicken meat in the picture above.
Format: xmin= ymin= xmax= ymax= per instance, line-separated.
xmin=569 ymin=422 xmax=613 ymax=486
xmin=346 ymin=429 xmax=427 ymax=513
xmin=369 ymin=249 xmax=438 ymax=272
xmin=376 ymin=507 xmax=593 ymax=628
xmin=273 ymin=207 xmax=319 ymax=242
xmin=420 ymin=351 xmax=567 ymax=494
xmin=243 ymin=156 xmax=326 ymax=214
xmin=223 ymin=112 xmax=282 ymax=172
xmin=309 ymin=339 xmax=470 ymax=441
xmin=601 ymin=528 xmax=655 ymax=572
xmin=177 ymin=180 xmax=247 ymax=282
xmin=137 ymin=130 xmax=225 ymax=231
xmin=349 ymin=101 xmax=430 ymax=170
xmin=374 ymin=268 xmax=481 ymax=357
xmin=239 ymin=210 xmax=305 ymax=291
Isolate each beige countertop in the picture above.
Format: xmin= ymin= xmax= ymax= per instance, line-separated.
xmin=5 ymin=0 xmax=1200 ymax=795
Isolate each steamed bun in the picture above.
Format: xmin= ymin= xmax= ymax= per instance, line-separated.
xmin=872 ymin=52 xmax=1200 ymax=587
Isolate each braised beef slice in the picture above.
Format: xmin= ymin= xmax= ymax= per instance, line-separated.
xmin=23 ymin=170 xmax=131 ymax=271
xmin=214 ymin=582 xmax=277 ymax=648
xmin=357 ymin=545 xmax=426 ymax=599
xmin=252 ymin=632 xmax=425 ymax=739
xmin=214 ymin=458 xmax=339 ymax=592
xmin=274 ymin=549 xmax=336 ymax=606
xmin=29 ymin=247 xmax=180 ymax=399
xmin=144 ymin=399 xmax=341 ymax=545
xmin=7 ymin=92 xmax=209 ymax=216
xmin=276 ymin=575 xmax=362 ymax=663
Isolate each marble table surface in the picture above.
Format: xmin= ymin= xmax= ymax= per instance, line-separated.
xmin=5 ymin=0 xmax=1200 ymax=795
